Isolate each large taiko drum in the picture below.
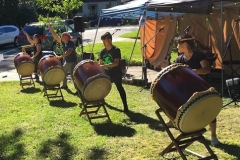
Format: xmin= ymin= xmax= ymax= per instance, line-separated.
xmin=38 ymin=55 xmax=65 ymax=85
xmin=151 ymin=63 xmax=222 ymax=133
xmin=73 ymin=59 xmax=112 ymax=102
xmin=14 ymin=52 xmax=35 ymax=76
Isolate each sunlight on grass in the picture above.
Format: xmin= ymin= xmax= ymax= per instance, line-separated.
xmin=0 ymin=81 xmax=240 ymax=159
xmin=119 ymin=30 xmax=140 ymax=39
xmin=77 ymin=41 xmax=143 ymax=65
xmin=76 ymin=41 xmax=179 ymax=66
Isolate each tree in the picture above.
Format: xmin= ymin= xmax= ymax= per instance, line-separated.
xmin=35 ymin=0 xmax=83 ymax=19
xmin=0 ymin=0 xmax=19 ymax=25
xmin=18 ymin=0 xmax=37 ymax=8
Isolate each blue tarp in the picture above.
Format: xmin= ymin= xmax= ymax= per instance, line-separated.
xmin=101 ymin=0 xmax=239 ymax=19
xmin=101 ymin=0 xmax=182 ymax=19
xmin=101 ymin=0 xmax=149 ymax=19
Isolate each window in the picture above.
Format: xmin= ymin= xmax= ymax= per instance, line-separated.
xmin=106 ymin=4 xmax=110 ymax=8
xmin=88 ymin=5 xmax=97 ymax=16
xmin=5 ymin=27 xmax=15 ymax=32
xmin=0 ymin=28 xmax=5 ymax=33
xmin=65 ymin=25 xmax=73 ymax=33
xmin=22 ymin=25 xmax=43 ymax=35
xmin=79 ymin=6 xmax=83 ymax=13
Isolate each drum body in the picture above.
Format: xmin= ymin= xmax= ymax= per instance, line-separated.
xmin=73 ymin=59 xmax=112 ymax=102
xmin=14 ymin=52 xmax=35 ymax=76
xmin=38 ymin=55 xmax=65 ymax=85
xmin=151 ymin=63 xmax=222 ymax=133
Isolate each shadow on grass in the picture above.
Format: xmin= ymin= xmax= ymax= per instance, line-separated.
xmin=105 ymin=102 xmax=123 ymax=112
xmin=105 ymin=103 xmax=164 ymax=131
xmin=49 ymin=99 xmax=77 ymax=108
xmin=205 ymin=140 xmax=240 ymax=158
xmin=84 ymin=147 xmax=107 ymax=160
xmin=20 ymin=87 xmax=42 ymax=94
xmin=35 ymin=80 xmax=43 ymax=86
xmin=93 ymin=122 xmax=136 ymax=137
xmin=124 ymin=110 xmax=159 ymax=124
xmin=38 ymin=132 xmax=76 ymax=160
xmin=0 ymin=128 xmax=26 ymax=159
xmin=65 ymin=88 xmax=77 ymax=96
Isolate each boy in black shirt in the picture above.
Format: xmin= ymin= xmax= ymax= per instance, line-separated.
xmin=99 ymin=32 xmax=129 ymax=112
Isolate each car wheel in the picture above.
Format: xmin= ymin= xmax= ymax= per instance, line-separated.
xmin=116 ymin=22 xmax=121 ymax=26
xmin=14 ymin=37 xmax=19 ymax=47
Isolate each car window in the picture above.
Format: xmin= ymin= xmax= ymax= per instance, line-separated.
xmin=5 ymin=27 xmax=14 ymax=32
xmin=22 ymin=25 xmax=43 ymax=35
xmin=0 ymin=28 xmax=5 ymax=33
xmin=65 ymin=25 xmax=73 ymax=33
xmin=12 ymin=27 xmax=17 ymax=32
xmin=65 ymin=19 xmax=74 ymax=25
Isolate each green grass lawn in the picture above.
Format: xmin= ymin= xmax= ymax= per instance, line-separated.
xmin=0 ymin=81 xmax=240 ymax=159
xmin=76 ymin=42 xmax=143 ymax=66
xmin=76 ymin=41 xmax=178 ymax=66
xmin=119 ymin=30 xmax=140 ymax=39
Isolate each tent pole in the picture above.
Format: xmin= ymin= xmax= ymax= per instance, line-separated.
xmin=91 ymin=15 xmax=101 ymax=55
xmin=125 ymin=24 xmax=141 ymax=76
xmin=220 ymin=1 xmax=224 ymax=97
xmin=142 ymin=10 xmax=148 ymax=89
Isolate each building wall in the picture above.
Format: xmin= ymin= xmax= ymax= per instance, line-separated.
xmin=77 ymin=0 xmax=121 ymax=19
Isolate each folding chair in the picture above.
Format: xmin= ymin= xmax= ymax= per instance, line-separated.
xmin=155 ymin=108 xmax=218 ymax=160
xmin=19 ymin=74 xmax=35 ymax=89
xmin=77 ymin=89 xmax=111 ymax=124
xmin=43 ymin=82 xmax=64 ymax=101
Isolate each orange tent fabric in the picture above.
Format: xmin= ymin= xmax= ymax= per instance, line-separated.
xmin=208 ymin=9 xmax=240 ymax=74
xmin=140 ymin=16 xmax=177 ymax=68
xmin=140 ymin=10 xmax=240 ymax=75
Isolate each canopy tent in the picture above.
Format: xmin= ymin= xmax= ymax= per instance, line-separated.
xmin=98 ymin=0 xmax=240 ymax=82
xmin=101 ymin=0 xmax=149 ymax=19
xmin=147 ymin=0 xmax=240 ymax=12
xmin=144 ymin=0 xmax=240 ymax=72
xmin=101 ymin=0 xmax=181 ymax=19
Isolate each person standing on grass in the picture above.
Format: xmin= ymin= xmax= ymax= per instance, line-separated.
xmin=159 ymin=34 xmax=220 ymax=146
xmin=99 ymin=32 xmax=129 ymax=112
xmin=22 ymin=30 xmax=42 ymax=81
xmin=48 ymin=24 xmax=78 ymax=90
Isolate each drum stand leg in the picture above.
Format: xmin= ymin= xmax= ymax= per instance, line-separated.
xmin=77 ymin=90 xmax=111 ymax=124
xmin=19 ymin=74 xmax=35 ymax=89
xmin=43 ymin=82 xmax=64 ymax=101
xmin=155 ymin=108 xmax=218 ymax=160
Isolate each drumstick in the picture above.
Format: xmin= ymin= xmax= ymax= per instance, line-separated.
xmin=21 ymin=27 xmax=26 ymax=34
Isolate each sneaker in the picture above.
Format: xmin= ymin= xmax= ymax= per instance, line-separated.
xmin=211 ymin=137 xmax=220 ymax=146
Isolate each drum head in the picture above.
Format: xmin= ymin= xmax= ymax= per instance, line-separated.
xmin=175 ymin=88 xmax=222 ymax=133
xmin=83 ymin=75 xmax=112 ymax=102
xmin=17 ymin=62 xmax=35 ymax=76
xmin=42 ymin=66 xmax=65 ymax=85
